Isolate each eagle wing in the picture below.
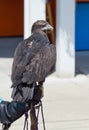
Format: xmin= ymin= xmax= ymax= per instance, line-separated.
xmin=22 ymin=44 xmax=56 ymax=84
xmin=11 ymin=32 xmax=50 ymax=87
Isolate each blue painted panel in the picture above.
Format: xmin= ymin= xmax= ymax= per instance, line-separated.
xmin=76 ymin=3 xmax=89 ymax=50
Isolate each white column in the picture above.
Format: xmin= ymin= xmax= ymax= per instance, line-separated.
xmin=24 ymin=0 xmax=45 ymax=39
xmin=56 ymin=0 xmax=75 ymax=77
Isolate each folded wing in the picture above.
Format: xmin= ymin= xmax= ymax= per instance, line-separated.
xmin=22 ymin=44 xmax=56 ymax=84
xmin=11 ymin=32 xmax=52 ymax=87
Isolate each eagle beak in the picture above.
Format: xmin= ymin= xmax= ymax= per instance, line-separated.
xmin=41 ymin=24 xmax=53 ymax=31
xmin=46 ymin=24 xmax=53 ymax=31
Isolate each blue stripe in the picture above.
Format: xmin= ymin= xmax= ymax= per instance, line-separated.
xmin=0 ymin=98 xmax=3 ymax=103
xmin=75 ymin=3 xmax=89 ymax=50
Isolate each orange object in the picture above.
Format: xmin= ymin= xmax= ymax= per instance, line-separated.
xmin=0 ymin=0 xmax=23 ymax=36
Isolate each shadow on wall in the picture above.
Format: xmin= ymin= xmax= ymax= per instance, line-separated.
xmin=75 ymin=51 xmax=89 ymax=76
xmin=0 ymin=37 xmax=23 ymax=58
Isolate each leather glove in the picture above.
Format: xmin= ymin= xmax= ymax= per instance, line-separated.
xmin=0 ymin=100 xmax=31 ymax=130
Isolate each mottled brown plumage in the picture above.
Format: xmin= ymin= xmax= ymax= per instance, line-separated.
xmin=11 ymin=20 xmax=56 ymax=101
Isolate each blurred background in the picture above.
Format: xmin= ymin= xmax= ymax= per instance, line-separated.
xmin=0 ymin=0 xmax=89 ymax=76
xmin=0 ymin=1 xmax=89 ymax=130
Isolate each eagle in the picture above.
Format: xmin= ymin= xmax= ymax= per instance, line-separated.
xmin=11 ymin=20 xmax=56 ymax=102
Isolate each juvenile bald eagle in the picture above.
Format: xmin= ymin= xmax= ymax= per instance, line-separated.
xmin=11 ymin=20 xmax=56 ymax=102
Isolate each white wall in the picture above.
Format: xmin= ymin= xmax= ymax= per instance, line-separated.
xmin=24 ymin=0 xmax=45 ymax=39
xmin=24 ymin=0 xmax=75 ymax=77
xmin=56 ymin=0 xmax=75 ymax=77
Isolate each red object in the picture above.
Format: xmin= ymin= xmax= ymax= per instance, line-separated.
xmin=0 ymin=0 xmax=23 ymax=36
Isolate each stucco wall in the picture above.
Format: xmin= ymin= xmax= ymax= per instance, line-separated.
xmin=56 ymin=0 xmax=75 ymax=77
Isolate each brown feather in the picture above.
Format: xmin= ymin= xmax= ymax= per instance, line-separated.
xmin=11 ymin=30 xmax=56 ymax=88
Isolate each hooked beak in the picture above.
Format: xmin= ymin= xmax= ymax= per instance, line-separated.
xmin=41 ymin=24 xmax=53 ymax=31
xmin=46 ymin=24 xmax=53 ymax=30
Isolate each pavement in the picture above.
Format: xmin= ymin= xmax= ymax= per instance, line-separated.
xmin=0 ymin=37 xmax=89 ymax=130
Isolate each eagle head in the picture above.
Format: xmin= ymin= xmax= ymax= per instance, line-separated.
xmin=31 ymin=20 xmax=53 ymax=33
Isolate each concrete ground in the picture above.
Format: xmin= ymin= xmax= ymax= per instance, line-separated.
xmin=0 ymin=37 xmax=89 ymax=130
